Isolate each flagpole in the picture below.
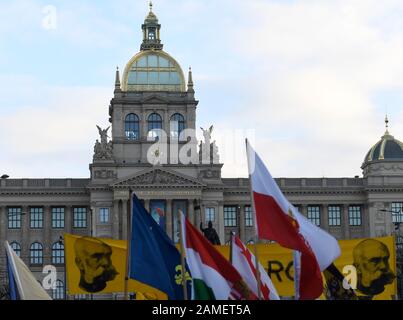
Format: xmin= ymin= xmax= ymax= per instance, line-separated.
xmin=245 ymin=138 xmax=262 ymax=300
xmin=293 ymin=250 xmax=301 ymax=300
xmin=124 ymin=190 xmax=132 ymax=300
xmin=229 ymin=231 xmax=234 ymax=264
xmin=178 ymin=210 xmax=188 ymax=300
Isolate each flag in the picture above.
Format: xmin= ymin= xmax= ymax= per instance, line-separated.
xmin=323 ymin=263 xmax=357 ymax=300
xmin=231 ymin=234 xmax=280 ymax=300
xmin=246 ymin=140 xmax=341 ymax=299
xmin=64 ymin=234 xmax=167 ymax=298
xmin=129 ymin=193 xmax=191 ymax=300
xmin=4 ymin=241 xmax=52 ymax=300
xmin=180 ymin=213 xmax=257 ymax=300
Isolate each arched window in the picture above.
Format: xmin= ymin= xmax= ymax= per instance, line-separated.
xmin=52 ymin=280 xmax=65 ymax=300
xmin=170 ymin=113 xmax=185 ymax=139
xmin=125 ymin=113 xmax=140 ymax=140
xmin=10 ymin=242 xmax=21 ymax=257
xmin=52 ymin=242 xmax=64 ymax=265
xmin=147 ymin=113 xmax=162 ymax=139
xmin=30 ymin=242 xmax=43 ymax=265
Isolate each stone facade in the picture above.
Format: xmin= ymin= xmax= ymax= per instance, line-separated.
xmin=1 ymin=7 xmax=403 ymax=299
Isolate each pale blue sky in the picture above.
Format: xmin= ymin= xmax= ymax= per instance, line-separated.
xmin=1 ymin=0 xmax=403 ymax=178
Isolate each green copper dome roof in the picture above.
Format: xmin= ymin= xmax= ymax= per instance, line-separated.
xmin=362 ymin=119 xmax=403 ymax=166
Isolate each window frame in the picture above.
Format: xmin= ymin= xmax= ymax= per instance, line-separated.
xmin=30 ymin=207 xmax=44 ymax=229
xmin=52 ymin=207 xmax=65 ymax=229
xmin=170 ymin=113 xmax=185 ymax=139
xmin=10 ymin=242 xmax=21 ymax=257
xmin=245 ymin=205 xmax=253 ymax=227
xmin=52 ymin=242 xmax=65 ymax=265
xmin=52 ymin=280 xmax=65 ymax=300
xmin=205 ymin=207 xmax=216 ymax=223
xmin=348 ymin=205 xmax=362 ymax=226
xmin=391 ymin=202 xmax=403 ymax=223
xmin=30 ymin=242 xmax=43 ymax=265
xmin=224 ymin=206 xmax=237 ymax=227
xmin=125 ymin=113 xmax=140 ymax=141
xmin=328 ymin=205 xmax=342 ymax=227
xmin=8 ymin=207 xmax=22 ymax=229
xmin=99 ymin=208 xmax=110 ymax=224
xmin=147 ymin=113 xmax=163 ymax=139
xmin=73 ymin=207 xmax=87 ymax=229
xmin=307 ymin=205 xmax=321 ymax=227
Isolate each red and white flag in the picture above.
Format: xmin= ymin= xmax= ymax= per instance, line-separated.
xmin=246 ymin=141 xmax=341 ymax=300
xmin=231 ymin=234 xmax=280 ymax=300
xmin=180 ymin=213 xmax=257 ymax=300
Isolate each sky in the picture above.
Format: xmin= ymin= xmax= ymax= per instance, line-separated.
xmin=1 ymin=0 xmax=403 ymax=179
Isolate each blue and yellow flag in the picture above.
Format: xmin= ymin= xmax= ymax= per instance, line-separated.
xmin=129 ymin=193 xmax=191 ymax=300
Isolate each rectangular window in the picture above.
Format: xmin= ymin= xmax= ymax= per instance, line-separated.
xmin=391 ymin=202 xmax=403 ymax=223
xmin=205 ymin=207 xmax=215 ymax=223
xmin=52 ymin=207 xmax=65 ymax=229
xmin=8 ymin=207 xmax=22 ymax=229
xmin=307 ymin=206 xmax=321 ymax=227
xmin=73 ymin=207 xmax=87 ymax=228
xmin=328 ymin=205 xmax=341 ymax=226
xmin=30 ymin=207 xmax=43 ymax=229
xmin=245 ymin=206 xmax=253 ymax=227
xmin=99 ymin=208 xmax=110 ymax=223
xmin=224 ymin=206 xmax=237 ymax=227
xmin=349 ymin=205 xmax=362 ymax=226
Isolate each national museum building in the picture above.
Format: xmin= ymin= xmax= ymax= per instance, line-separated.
xmin=1 ymin=6 xmax=403 ymax=299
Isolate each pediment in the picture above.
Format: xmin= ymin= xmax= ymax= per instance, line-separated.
xmin=112 ymin=168 xmax=206 ymax=188
xmin=141 ymin=94 xmax=169 ymax=104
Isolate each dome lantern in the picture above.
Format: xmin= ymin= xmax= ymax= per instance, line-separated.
xmin=140 ymin=1 xmax=163 ymax=51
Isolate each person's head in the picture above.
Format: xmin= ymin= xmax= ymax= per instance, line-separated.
xmin=74 ymin=237 xmax=119 ymax=293
xmin=208 ymin=221 xmax=213 ymax=228
xmin=353 ymin=239 xmax=395 ymax=295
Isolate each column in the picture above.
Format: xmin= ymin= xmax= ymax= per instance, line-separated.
xmin=22 ymin=205 xmax=29 ymax=265
xmin=300 ymin=204 xmax=307 ymax=217
xmin=166 ymin=200 xmax=173 ymax=240
xmin=44 ymin=206 xmax=52 ymax=265
xmin=122 ymin=200 xmax=128 ymax=240
xmin=239 ymin=205 xmax=246 ymax=242
xmin=218 ymin=204 xmax=225 ymax=245
xmin=65 ymin=206 xmax=72 ymax=235
xmin=321 ymin=204 xmax=329 ymax=232
xmin=112 ymin=200 xmax=120 ymax=239
xmin=0 ymin=206 xmax=5 ymax=285
xmin=188 ymin=200 xmax=195 ymax=225
xmin=194 ymin=203 xmax=201 ymax=229
xmin=0 ymin=206 xmax=6 ymax=246
xmin=343 ymin=204 xmax=350 ymax=239
xmin=144 ymin=199 xmax=150 ymax=213
xmin=142 ymin=112 xmax=148 ymax=140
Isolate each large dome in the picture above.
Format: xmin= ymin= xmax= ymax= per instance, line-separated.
xmin=122 ymin=51 xmax=186 ymax=92
xmin=362 ymin=127 xmax=403 ymax=167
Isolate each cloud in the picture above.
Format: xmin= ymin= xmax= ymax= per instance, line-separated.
xmin=2 ymin=0 xmax=403 ymax=180
xmin=0 ymin=75 xmax=110 ymax=178
xmin=208 ymin=0 xmax=403 ymax=178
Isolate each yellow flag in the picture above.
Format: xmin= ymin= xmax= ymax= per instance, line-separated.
xmin=64 ymin=234 xmax=167 ymax=299
xmin=215 ymin=236 xmax=397 ymax=300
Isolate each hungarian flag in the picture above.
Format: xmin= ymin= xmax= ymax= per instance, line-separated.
xmin=180 ymin=213 xmax=257 ymax=300
xmin=231 ymin=234 xmax=280 ymax=300
xmin=246 ymin=141 xmax=341 ymax=299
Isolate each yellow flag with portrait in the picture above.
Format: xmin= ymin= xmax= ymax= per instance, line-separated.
xmin=64 ymin=234 xmax=168 ymax=299
xmin=215 ymin=236 xmax=397 ymax=300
